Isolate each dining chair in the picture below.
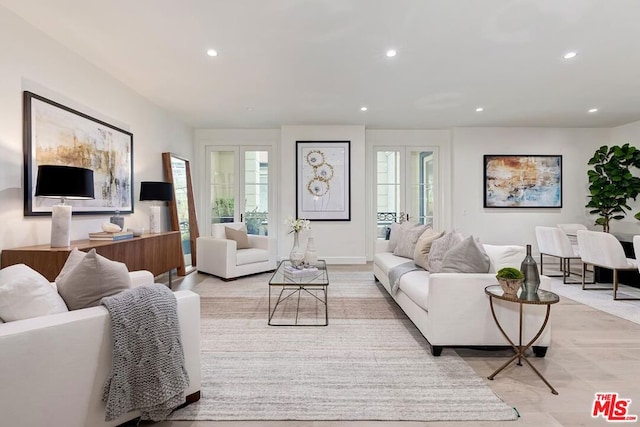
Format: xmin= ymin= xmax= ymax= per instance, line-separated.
xmin=557 ymin=223 xmax=587 ymax=246
xmin=576 ymin=230 xmax=639 ymax=300
xmin=535 ymin=226 xmax=588 ymax=284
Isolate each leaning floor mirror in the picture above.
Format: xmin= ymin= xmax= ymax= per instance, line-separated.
xmin=163 ymin=152 xmax=199 ymax=275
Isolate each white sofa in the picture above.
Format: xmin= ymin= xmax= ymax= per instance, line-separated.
xmin=0 ymin=271 xmax=202 ymax=427
xmin=373 ymin=240 xmax=551 ymax=356
xmin=197 ymin=221 xmax=276 ymax=279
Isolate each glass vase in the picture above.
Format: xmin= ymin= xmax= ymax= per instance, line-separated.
xmin=289 ymin=232 xmax=305 ymax=268
xmin=304 ymin=237 xmax=318 ymax=266
xmin=520 ymin=244 xmax=540 ymax=295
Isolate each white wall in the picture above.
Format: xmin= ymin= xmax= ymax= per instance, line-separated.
xmin=451 ymin=127 xmax=610 ymax=251
xmin=280 ymin=126 xmax=366 ymax=263
xmin=0 ymin=7 xmax=193 ymax=250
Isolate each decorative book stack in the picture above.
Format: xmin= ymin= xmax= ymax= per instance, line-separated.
xmin=88 ymin=231 xmax=134 ymax=241
xmin=283 ymin=265 xmax=319 ymax=278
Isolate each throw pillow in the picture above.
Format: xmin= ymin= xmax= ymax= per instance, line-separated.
xmin=55 ymin=247 xmax=87 ymax=283
xmin=483 ymin=244 xmax=526 ymax=273
xmin=387 ymin=222 xmax=402 ymax=252
xmin=0 ymin=264 xmax=68 ymax=321
xmin=413 ymin=229 xmax=445 ymax=269
xmin=56 ymin=249 xmax=131 ymax=310
xmin=441 ymin=236 xmax=491 ymax=273
xmin=225 ymin=225 xmax=250 ymax=249
xmin=426 ymin=231 xmax=464 ymax=273
xmin=393 ymin=223 xmax=430 ymax=259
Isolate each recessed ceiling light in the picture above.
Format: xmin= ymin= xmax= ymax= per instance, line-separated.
xmin=360 ymin=106 xmax=368 ymax=111
xmin=386 ymin=49 xmax=397 ymax=58
xmin=563 ymin=51 xmax=577 ymax=60
xmin=588 ymin=108 xmax=598 ymax=113
xmin=475 ymin=107 xmax=484 ymax=112
xmin=206 ymin=49 xmax=218 ymax=57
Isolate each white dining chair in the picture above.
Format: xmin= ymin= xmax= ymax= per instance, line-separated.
xmin=535 ymin=226 xmax=588 ymax=284
xmin=557 ymin=223 xmax=587 ymax=246
xmin=577 ymin=230 xmax=639 ymax=300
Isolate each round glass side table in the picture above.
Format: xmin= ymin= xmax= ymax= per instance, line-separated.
xmin=484 ymin=285 xmax=560 ymax=395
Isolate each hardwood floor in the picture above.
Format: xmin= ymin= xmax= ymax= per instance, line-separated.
xmin=148 ymin=264 xmax=640 ymax=427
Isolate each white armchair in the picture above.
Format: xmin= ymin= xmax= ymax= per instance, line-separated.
xmin=197 ymin=222 xmax=276 ymax=280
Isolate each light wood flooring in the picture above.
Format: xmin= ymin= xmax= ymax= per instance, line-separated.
xmin=146 ymin=263 xmax=640 ymax=427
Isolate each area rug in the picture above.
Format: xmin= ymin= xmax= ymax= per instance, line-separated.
xmin=168 ymin=271 xmax=518 ymax=421
xmin=550 ymin=277 xmax=640 ymax=325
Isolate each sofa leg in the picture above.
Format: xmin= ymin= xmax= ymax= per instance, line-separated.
xmin=176 ymin=391 xmax=201 ymax=409
xmin=532 ymin=346 xmax=547 ymax=357
xmin=430 ymin=346 xmax=443 ymax=356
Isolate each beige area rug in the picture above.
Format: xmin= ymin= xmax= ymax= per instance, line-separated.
xmin=168 ymin=271 xmax=518 ymax=421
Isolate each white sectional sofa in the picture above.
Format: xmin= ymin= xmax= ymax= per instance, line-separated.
xmin=0 ymin=270 xmax=202 ymax=427
xmin=373 ymin=240 xmax=551 ymax=356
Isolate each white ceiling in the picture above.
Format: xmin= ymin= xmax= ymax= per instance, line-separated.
xmin=3 ymin=0 xmax=640 ymax=129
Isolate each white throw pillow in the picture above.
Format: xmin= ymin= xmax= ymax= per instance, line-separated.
xmin=483 ymin=244 xmax=526 ymax=273
xmin=387 ymin=222 xmax=402 ymax=252
xmin=426 ymin=231 xmax=464 ymax=273
xmin=0 ymin=264 xmax=68 ymax=322
xmin=56 ymin=249 xmax=131 ymax=310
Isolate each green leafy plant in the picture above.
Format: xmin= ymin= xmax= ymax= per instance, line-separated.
xmin=496 ymin=267 xmax=523 ymax=280
xmin=213 ymin=198 xmax=234 ymax=222
xmin=586 ymin=144 xmax=640 ymax=233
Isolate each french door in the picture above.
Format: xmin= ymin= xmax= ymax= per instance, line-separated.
xmin=374 ymin=147 xmax=438 ymax=239
xmin=204 ymin=146 xmax=272 ymax=236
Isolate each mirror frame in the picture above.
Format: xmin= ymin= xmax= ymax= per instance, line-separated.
xmin=162 ymin=152 xmax=199 ymax=275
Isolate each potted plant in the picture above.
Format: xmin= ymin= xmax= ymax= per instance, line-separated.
xmin=585 ymin=144 xmax=640 ymax=232
xmin=496 ymin=267 xmax=524 ymax=296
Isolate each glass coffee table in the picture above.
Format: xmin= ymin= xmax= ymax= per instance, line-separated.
xmin=268 ymin=260 xmax=329 ymax=326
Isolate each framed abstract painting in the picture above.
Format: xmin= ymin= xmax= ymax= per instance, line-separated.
xmin=483 ymin=155 xmax=562 ymax=208
xmin=23 ymin=91 xmax=134 ymax=216
xmin=296 ymin=141 xmax=351 ymax=221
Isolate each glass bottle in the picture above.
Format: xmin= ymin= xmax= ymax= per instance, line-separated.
xmin=520 ymin=244 xmax=540 ymax=295
xmin=289 ymin=232 xmax=305 ymax=268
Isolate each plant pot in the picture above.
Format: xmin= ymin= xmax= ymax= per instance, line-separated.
xmin=497 ymin=278 xmax=522 ymax=296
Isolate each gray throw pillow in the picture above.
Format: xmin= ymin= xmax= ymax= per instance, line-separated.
xmin=56 ymin=249 xmax=131 ymax=310
xmin=426 ymin=231 xmax=464 ymax=273
xmin=393 ymin=224 xmax=430 ymax=259
xmin=441 ymin=236 xmax=491 ymax=273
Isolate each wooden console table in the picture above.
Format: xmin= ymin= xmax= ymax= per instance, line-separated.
xmin=1 ymin=231 xmax=183 ymax=282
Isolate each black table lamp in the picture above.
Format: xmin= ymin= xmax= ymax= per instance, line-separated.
xmin=139 ymin=181 xmax=173 ymax=233
xmin=35 ymin=165 xmax=95 ymax=247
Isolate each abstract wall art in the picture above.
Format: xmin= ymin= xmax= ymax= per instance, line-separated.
xmin=296 ymin=141 xmax=351 ymax=221
xmin=23 ymin=91 xmax=134 ymax=216
xmin=483 ymin=155 xmax=562 ymax=208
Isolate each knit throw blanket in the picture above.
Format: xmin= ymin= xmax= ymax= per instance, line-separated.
xmin=388 ymin=261 xmax=424 ymax=294
xmin=101 ymin=284 xmax=189 ymax=422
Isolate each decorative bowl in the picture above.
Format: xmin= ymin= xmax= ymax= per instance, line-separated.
xmin=497 ymin=278 xmax=522 ymax=296
xmin=128 ymin=227 xmax=145 ymax=237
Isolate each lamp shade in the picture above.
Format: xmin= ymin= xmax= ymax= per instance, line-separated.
xmin=140 ymin=181 xmax=173 ymax=202
xmin=35 ymin=165 xmax=95 ymax=199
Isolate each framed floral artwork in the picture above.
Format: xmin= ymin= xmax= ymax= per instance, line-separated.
xmin=296 ymin=141 xmax=351 ymax=221
xmin=483 ymin=154 xmax=562 ymax=208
